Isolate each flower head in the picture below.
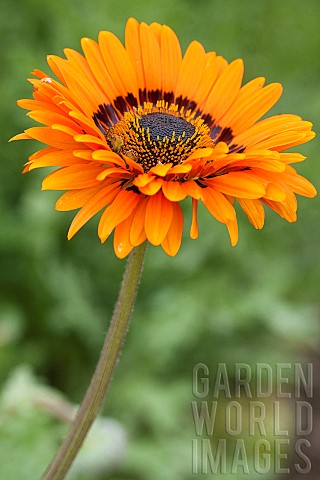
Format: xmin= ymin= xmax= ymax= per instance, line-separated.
xmin=12 ymin=18 xmax=316 ymax=257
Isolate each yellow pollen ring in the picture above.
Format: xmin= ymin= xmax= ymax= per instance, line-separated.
xmin=106 ymin=100 xmax=214 ymax=171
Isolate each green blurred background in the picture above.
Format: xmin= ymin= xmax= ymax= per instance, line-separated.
xmin=1 ymin=0 xmax=319 ymax=478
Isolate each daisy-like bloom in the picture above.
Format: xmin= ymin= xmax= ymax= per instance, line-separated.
xmin=12 ymin=18 xmax=316 ymax=258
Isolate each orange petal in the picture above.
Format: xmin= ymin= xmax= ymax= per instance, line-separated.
xmin=74 ymin=134 xmax=107 ymax=147
xmin=168 ymin=163 xmax=193 ymax=174
xmin=73 ymin=150 xmax=94 ymax=160
xmin=68 ymin=182 xmax=120 ymax=239
xmin=238 ymin=198 xmax=265 ymax=229
xmin=55 ymin=184 xmax=105 ymax=211
xmin=29 ymin=146 xmax=55 ymax=158
xmin=113 ymin=215 xmax=135 ymax=259
xmin=211 ymin=142 xmax=229 ymax=158
xmin=81 ymin=37 xmax=119 ymax=102
xmin=160 ymin=25 xmax=182 ymax=95
xmin=96 ymin=167 xmax=131 ymax=181
xmin=98 ymin=31 xmax=139 ymax=99
xmin=123 ymin=155 xmax=144 ymax=174
xmin=125 ymin=18 xmax=145 ymax=91
xmin=133 ymin=173 xmax=155 ymax=188
xmin=175 ymin=41 xmax=206 ymax=102
xmin=218 ymin=77 xmax=265 ymax=128
xmin=139 ymin=22 xmax=162 ymax=95
xmin=69 ymin=109 xmax=102 ymax=137
xmin=47 ymin=54 xmax=105 ymax=115
xmin=138 ymin=178 xmax=163 ymax=195
xmin=190 ymin=198 xmax=199 ymax=239
xmin=130 ymin=198 xmax=148 ymax=246
xmin=263 ymin=196 xmax=297 ymax=223
xmin=203 ymin=188 xmax=236 ymax=223
xmin=279 ymin=153 xmax=306 ymax=164
xmin=52 ymin=123 xmax=81 ymax=137
xmin=28 ymin=150 xmax=85 ymax=170
xmin=238 ymin=150 xmax=285 ymax=173
xmin=145 ymin=191 xmax=174 ymax=245
xmin=98 ymin=189 xmax=141 ymax=242
xmin=226 ymin=220 xmax=239 ymax=246
xmin=192 ymin=52 xmax=222 ymax=108
xmin=17 ymin=98 xmax=61 ymax=112
xmin=264 ymin=183 xmax=287 ymax=201
xmin=281 ymin=170 xmax=317 ymax=198
xmin=162 ymin=180 xmax=187 ymax=201
xmin=92 ymin=150 xmax=126 ymax=167
xmin=130 ymin=197 xmax=148 ymax=247
xmin=203 ymin=59 xmax=244 ymax=122
xmin=9 ymin=132 xmax=31 ymax=142
xmin=225 ymin=83 xmax=283 ymax=135
xmin=42 ymin=165 xmax=104 ymax=190
xmin=59 ymin=51 xmax=106 ymax=108
xmin=233 ymin=114 xmax=312 ymax=149
xmin=161 ymin=202 xmax=184 ymax=256
xmin=27 ymin=110 xmax=81 ymax=131
xmin=150 ymin=22 xmax=162 ymax=43
xmin=149 ymin=163 xmax=173 ymax=177
xmin=207 ymin=172 xmax=266 ymax=199
xmin=254 ymin=132 xmax=314 ymax=152
xmin=25 ymin=127 xmax=77 ymax=149
xmin=186 ymin=147 xmax=214 ymax=162
xmin=182 ymin=181 xmax=204 ymax=200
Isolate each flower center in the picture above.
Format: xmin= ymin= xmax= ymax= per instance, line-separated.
xmin=106 ymin=101 xmax=214 ymax=171
xmin=139 ymin=113 xmax=196 ymax=142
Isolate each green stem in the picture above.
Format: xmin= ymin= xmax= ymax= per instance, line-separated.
xmin=41 ymin=242 xmax=147 ymax=480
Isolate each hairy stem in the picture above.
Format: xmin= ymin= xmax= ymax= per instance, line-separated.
xmin=42 ymin=242 xmax=147 ymax=480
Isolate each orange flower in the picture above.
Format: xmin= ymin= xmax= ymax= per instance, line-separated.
xmin=11 ymin=18 xmax=316 ymax=258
